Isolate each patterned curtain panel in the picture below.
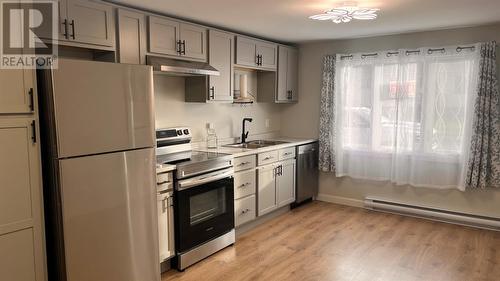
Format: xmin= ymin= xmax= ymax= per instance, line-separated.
xmin=465 ymin=41 xmax=500 ymax=189
xmin=318 ymin=55 xmax=336 ymax=172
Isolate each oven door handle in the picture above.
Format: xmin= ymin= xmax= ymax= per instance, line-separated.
xmin=177 ymin=168 xmax=234 ymax=191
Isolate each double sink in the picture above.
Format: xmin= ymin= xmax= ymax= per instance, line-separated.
xmin=223 ymin=140 xmax=289 ymax=149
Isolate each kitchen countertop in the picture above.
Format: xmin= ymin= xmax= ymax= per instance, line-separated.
xmin=156 ymin=163 xmax=177 ymax=173
xmin=195 ymin=138 xmax=317 ymax=158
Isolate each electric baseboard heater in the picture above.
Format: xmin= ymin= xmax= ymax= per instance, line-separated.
xmin=364 ymin=197 xmax=500 ymax=231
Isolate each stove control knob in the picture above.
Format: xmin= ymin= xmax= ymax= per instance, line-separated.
xmin=183 ymin=129 xmax=189 ymax=135
xmin=176 ymin=130 xmax=183 ymax=135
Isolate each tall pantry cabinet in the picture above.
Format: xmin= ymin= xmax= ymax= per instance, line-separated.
xmin=0 ymin=68 xmax=47 ymax=281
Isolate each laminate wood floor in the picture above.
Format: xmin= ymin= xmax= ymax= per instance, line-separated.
xmin=162 ymin=201 xmax=500 ymax=281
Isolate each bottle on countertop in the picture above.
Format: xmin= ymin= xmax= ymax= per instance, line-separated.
xmin=206 ymin=123 xmax=218 ymax=149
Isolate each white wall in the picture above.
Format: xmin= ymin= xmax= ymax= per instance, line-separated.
xmin=154 ymin=75 xmax=282 ymax=143
xmin=281 ymin=23 xmax=500 ymax=218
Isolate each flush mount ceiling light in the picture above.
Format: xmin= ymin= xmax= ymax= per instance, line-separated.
xmin=309 ymin=2 xmax=379 ymax=23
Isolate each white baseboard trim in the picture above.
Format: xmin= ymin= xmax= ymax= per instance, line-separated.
xmin=316 ymin=193 xmax=364 ymax=208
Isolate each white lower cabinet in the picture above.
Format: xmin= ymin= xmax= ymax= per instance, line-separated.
xmin=0 ymin=117 xmax=46 ymax=281
xmin=277 ymin=159 xmax=296 ymax=207
xmin=157 ymin=193 xmax=174 ymax=262
xmin=234 ymin=195 xmax=256 ymax=227
xmin=233 ymin=155 xmax=257 ymax=227
xmin=257 ymin=148 xmax=297 ymax=217
xmin=0 ymin=229 xmax=37 ymax=281
xmin=234 ymin=147 xmax=297 ymax=225
xmin=257 ymin=163 xmax=278 ymax=216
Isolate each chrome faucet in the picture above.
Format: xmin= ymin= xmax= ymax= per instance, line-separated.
xmin=241 ymin=118 xmax=253 ymax=143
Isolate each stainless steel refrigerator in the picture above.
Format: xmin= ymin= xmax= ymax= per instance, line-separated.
xmin=37 ymin=59 xmax=160 ymax=281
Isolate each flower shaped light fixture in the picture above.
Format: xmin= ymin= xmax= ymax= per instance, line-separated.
xmin=309 ymin=2 xmax=379 ymax=23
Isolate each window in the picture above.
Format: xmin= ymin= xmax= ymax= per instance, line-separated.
xmin=334 ymin=47 xmax=479 ymax=188
xmin=338 ymin=54 xmax=475 ymax=155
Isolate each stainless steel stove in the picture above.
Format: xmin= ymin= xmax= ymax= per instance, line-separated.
xmin=155 ymin=127 xmax=235 ymax=271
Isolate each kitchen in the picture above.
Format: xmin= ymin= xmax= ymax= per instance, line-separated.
xmin=1 ymin=0 xmax=500 ymax=281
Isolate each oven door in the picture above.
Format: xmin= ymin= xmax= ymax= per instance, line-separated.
xmin=175 ymin=168 xmax=234 ymax=253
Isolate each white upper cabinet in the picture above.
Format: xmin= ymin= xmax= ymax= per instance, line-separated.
xmin=0 ymin=69 xmax=35 ymax=114
xmin=148 ymin=16 xmax=207 ymax=62
xmin=257 ymin=41 xmax=277 ymax=69
xmin=235 ymin=36 xmax=277 ymax=70
xmin=117 ymin=9 xmax=147 ymax=64
xmin=67 ymin=0 xmax=115 ymax=47
xmin=276 ymin=45 xmax=298 ymax=102
xmin=180 ymin=23 xmax=207 ymax=60
xmin=286 ymin=47 xmax=299 ymax=101
xmin=208 ymin=30 xmax=233 ymax=101
xmin=38 ymin=0 xmax=115 ymax=48
xmin=148 ymin=16 xmax=180 ymax=56
xmin=235 ymin=37 xmax=259 ymax=67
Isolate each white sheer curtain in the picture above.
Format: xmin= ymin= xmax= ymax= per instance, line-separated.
xmin=334 ymin=45 xmax=480 ymax=190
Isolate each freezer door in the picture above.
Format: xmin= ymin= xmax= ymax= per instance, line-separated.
xmin=52 ymin=59 xmax=155 ymax=158
xmin=59 ymin=148 xmax=160 ymax=281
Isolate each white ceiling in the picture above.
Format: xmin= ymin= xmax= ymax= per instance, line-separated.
xmin=113 ymin=0 xmax=500 ymax=43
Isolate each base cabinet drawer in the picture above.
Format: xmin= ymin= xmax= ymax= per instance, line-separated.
xmin=278 ymin=147 xmax=295 ymax=160
xmin=156 ymin=171 xmax=172 ymax=184
xmin=234 ymin=169 xmax=256 ymax=200
xmin=235 ymin=195 xmax=256 ymax=227
xmin=234 ymin=155 xmax=256 ymax=172
xmin=257 ymin=150 xmax=279 ymax=166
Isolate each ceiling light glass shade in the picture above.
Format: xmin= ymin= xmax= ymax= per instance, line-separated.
xmin=310 ymin=5 xmax=379 ymax=23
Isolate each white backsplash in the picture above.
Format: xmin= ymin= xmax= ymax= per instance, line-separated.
xmin=154 ymin=75 xmax=283 ymax=143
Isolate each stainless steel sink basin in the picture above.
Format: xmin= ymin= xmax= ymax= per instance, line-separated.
xmin=247 ymin=140 xmax=288 ymax=146
xmin=222 ymin=143 xmax=265 ymax=149
xmin=222 ymin=140 xmax=289 ymax=149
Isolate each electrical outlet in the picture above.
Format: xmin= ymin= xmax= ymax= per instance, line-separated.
xmin=265 ymin=119 xmax=270 ymax=128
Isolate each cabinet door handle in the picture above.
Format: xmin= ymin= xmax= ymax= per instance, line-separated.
xmin=28 ymin=88 xmax=34 ymax=112
xmin=238 ymin=182 xmax=250 ymax=188
xmin=31 ymin=120 xmax=37 ymax=144
xmin=209 ymin=86 xmax=215 ymax=100
xmin=62 ymin=19 xmax=68 ymax=39
xmin=259 ymin=55 xmax=263 ymax=65
xmin=177 ymin=40 xmax=182 ymax=54
xmin=182 ymin=40 xmax=186 ymax=55
xmin=69 ymin=20 xmax=75 ymax=39
xmin=237 ymin=161 xmax=250 ymax=166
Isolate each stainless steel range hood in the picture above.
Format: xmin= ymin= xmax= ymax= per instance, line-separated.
xmin=147 ymin=56 xmax=220 ymax=76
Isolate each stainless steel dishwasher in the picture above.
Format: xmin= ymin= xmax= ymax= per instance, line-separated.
xmin=293 ymin=142 xmax=319 ymax=207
